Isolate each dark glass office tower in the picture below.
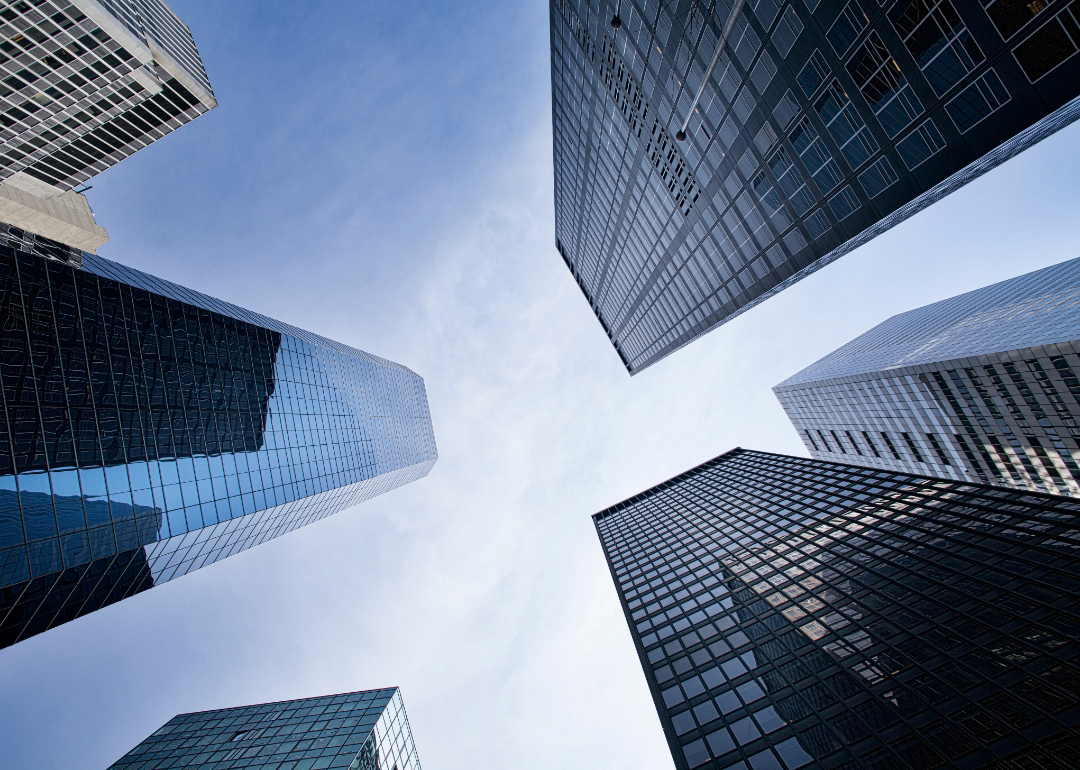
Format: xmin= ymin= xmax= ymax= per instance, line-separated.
xmin=551 ymin=0 xmax=1080 ymax=373
xmin=107 ymin=687 xmax=422 ymax=770
xmin=775 ymin=257 xmax=1080 ymax=497
xmin=0 ymin=238 xmax=437 ymax=649
xmin=594 ymin=448 xmax=1080 ymax=769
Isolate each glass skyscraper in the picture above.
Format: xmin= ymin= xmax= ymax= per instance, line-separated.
xmin=107 ymin=687 xmax=421 ymax=770
xmin=0 ymin=236 xmax=437 ymax=649
xmin=774 ymin=257 xmax=1080 ymax=497
xmin=0 ymin=0 xmax=216 ymax=190
xmin=594 ymin=448 xmax=1080 ymax=769
xmin=550 ymin=0 xmax=1080 ymax=373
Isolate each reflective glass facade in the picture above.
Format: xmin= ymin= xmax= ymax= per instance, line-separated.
xmin=0 ymin=0 xmax=216 ymax=190
xmin=550 ymin=0 xmax=1080 ymax=373
xmin=108 ymin=687 xmax=422 ymax=770
xmin=0 ymin=242 xmax=437 ymax=649
xmin=594 ymin=448 xmax=1080 ymax=769
xmin=775 ymin=258 xmax=1080 ymax=496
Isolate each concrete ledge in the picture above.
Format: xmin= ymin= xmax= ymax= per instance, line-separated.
xmin=0 ymin=173 xmax=108 ymax=253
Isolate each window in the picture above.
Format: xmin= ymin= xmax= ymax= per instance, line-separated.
xmin=858 ymin=156 xmax=899 ymax=197
xmin=1012 ymin=6 xmax=1080 ymax=82
xmin=790 ymin=117 xmax=844 ymax=193
xmin=734 ymin=17 xmax=763 ymax=68
xmin=734 ymin=88 xmax=757 ymax=122
xmin=773 ymin=89 xmax=800 ymax=129
xmin=815 ymin=81 xmax=879 ymax=170
xmin=890 ymin=0 xmax=985 ymax=96
xmin=751 ymin=51 xmax=778 ymax=93
xmin=828 ymin=2 xmax=870 ymax=55
xmin=881 ymin=432 xmax=902 ymax=459
xmin=945 ymin=69 xmax=1010 ymax=132
xmin=797 ymin=49 xmax=830 ymax=97
xmin=772 ymin=5 xmax=805 ymax=58
xmin=846 ymin=32 xmax=925 ymax=137
xmin=829 ymin=184 xmax=861 ymax=220
xmin=817 ymin=430 xmax=834 ymax=452
xmin=753 ymin=172 xmax=794 ymax=228
xmin=753 ymin=0 xmax=783 ymax=28
xmin=783 ymin=228 xmax=807 ymax=253
xmin=846 ymin=431 xmax=864 ymax=456
xmin=755 ymin=123 xmax=779 ymax=155
xmin=768 ymin=147 xmax=815 ymax=214
xmin=902 ymin=432 xmax=927 ymax=462
xmin=804 ymin=209 xmax=831 ymax=238
xmin=927 ymin=433 xmax=953 ymax=466
xmin=862 ymin=431 xmax=882 ymax=457
xmin=982 ymin=0 xmax=1052 ymax=39
xmin=897 ymin=120 xmax=946 ymax=169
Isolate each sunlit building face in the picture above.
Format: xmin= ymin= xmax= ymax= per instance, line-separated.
xmin=0 ymin=240 xmax=437 ymax=649
xmin=775 ymin=257 xmax=1080 ymax=498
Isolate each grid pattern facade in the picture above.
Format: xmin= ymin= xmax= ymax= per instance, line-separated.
xmin=108 ymin=688 xmax=422 ymax=770
xmin=0 ymin=245 xmax=437 ymax=649
xmin=593 ymin=448 xmax=1080 ymax=770
xmin=0 ymin=0 xmax=216 ymax=191
xmin=775 ymin=258 xmax=1080 ymax=496
xmin=550 ymin=0 xmax=1080 ymax=373
xmin=0 ymin=217 xmax=82 ymax=263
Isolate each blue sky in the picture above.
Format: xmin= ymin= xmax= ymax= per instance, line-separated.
xmin=1 ymin=0 xmax=1080 ymax=768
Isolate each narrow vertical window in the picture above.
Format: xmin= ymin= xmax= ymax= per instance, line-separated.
xmin=846 ymin=431 xmax=864 ymax=456
xmin=831 ymin=430 xmax=848 ymax=454
xmin=902 ymin=432 xmax=926 ymax=462
xmin=1027 ymin=436 xmax=1065 ymax=480
xmin=926 ymin=433 xmax=952 ymax=466
xmin=817 ymin=430 xmax=834 ymax=452
xmin=881 ymin=432 xmax=902 ymax=460
xmin=862 ymin=431 xmax=881 ymax=457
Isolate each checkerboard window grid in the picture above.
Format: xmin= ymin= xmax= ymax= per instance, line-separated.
xmin=0 ymin=1 xmax=148 ymax=171
xmin=596 ymin=450 xmax=1080 ymax=769
xmin=0 ymin=0 xmax=213 ymax=189
xmin=551 ymin=0 xmax=1080 ymax=374
xmin=0 ymin=245 xmax=436 ymax=647
xmin=108 ymin=688 xmax=422 ymax=770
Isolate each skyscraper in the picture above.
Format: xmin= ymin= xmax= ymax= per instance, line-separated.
xmin=0 ymin=237 xmax=437 ymax=649
xmin=550 ymin=0 xmax=1080 ymax=373
xmin=0 ymin=0 xmax=216 ymax=254
xmin=594 ymin=448 xmax=1080 ymax=770
xmin=107 ymin=687 xmax=422 ymax=770
xmin=774 ymin=258 xmax=1080 ymax=497
xmin=0 ymin=0 xmax=216 ymax=190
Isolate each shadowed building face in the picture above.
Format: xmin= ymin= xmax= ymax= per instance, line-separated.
xmin=594 ymin=448 xmax=1080 ymax=770
xmin=0 ymin=240 xmax=438 ymax=649
xmin=550 ymin=0 xmax=1080 ymax=373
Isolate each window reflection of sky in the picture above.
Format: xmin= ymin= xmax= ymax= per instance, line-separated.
xmin=0 ymin=247 xmax=436 ymax=647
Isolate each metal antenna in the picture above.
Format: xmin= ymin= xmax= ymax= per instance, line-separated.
xmin=676 ymin=0 xmax=748 ymax=141
xmin=611 ymin=0 xmax=622 ymax=27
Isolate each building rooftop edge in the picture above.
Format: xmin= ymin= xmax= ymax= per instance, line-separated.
xmin=592 ymin=447 xmax=744 ymax=521
xmin=771 ymin=339 xmax=1080 ymax=393
xmin=170 ymin=687 xmax=401 ymax=717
